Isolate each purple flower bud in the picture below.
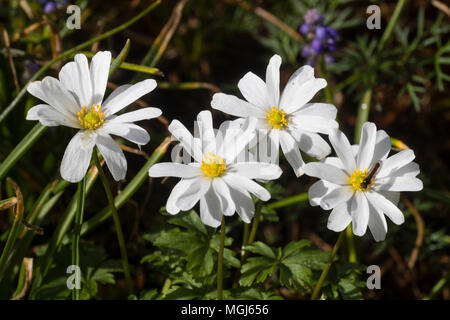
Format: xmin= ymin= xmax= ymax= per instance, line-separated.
xmin=306 ymin=58 xmax=316 ymax=66
xmin=44 ymin=2 xmax=56 ymax=13
xmin=324 ymin=55 xmax=335 ymax=64
xmin=327 ymin=38 xmax=337 ymax=52
xmin=304 ymin=9 xmax=321 ymax=24
xmin=299 ymin=23 xmax=310 ymax=35
xmin=325 ymin=27 xmax=338 ymax=39
xmin=315 ymin=26 xmax=327 ymax=39
xmin=301 ymin=45 xmax=313 ymax=58
xmin=311 ymin=38 xmax=323 ymax=53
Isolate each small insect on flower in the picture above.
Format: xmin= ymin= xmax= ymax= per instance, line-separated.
xmin=148 ymin=110 xmax=282 ymax=228
xmin=360 ymin=161 xmax=382 ymax=190
xmin=26 ymin=51 xmax=162 ymax=183
xmin=304 ymin=122 xmax=423 ymax=241
xmin=211 ymin=54 xmax=338 ymax=177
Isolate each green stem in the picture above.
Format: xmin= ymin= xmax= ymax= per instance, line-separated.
xmin=267 ymin=192 xmax=308 ymax=210
xmin=311 ymin=231 xmax=345 ymax=300
xmin=423 ymin=273 xmax=450 ymax=300
xmin=0 ymin=124 xmax=47 ymax=180
xmin=346 ymin=224 xmax=357 ymax=263
xmin=29 ymin=165 xmax=98 ymax=298
xmin=71 ymin=177 xmax=86 ymax=300
xmin=92 ymin=151 xmax=133 ymax=294
xmin=377 ymin=0 xmax=409 ymax=52
xmin=0 ymin=179 xmax=23 ymax=279
xmin=0 ymin=0 xmax=161 ymax=124
xmin=217 ymin=216 xmax=226 ymax=300
xmin=247 ymin=201 xmax=263 ymax=245
xmin=81 ymin=137 xmax=171 ymax=235
xmin=354 ymin=89 xmax=373 ymax=143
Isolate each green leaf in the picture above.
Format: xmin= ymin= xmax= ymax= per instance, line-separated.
xmin=245 ymin=241 xmax=278 ymax=259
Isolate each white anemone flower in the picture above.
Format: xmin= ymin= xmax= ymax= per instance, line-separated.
xmin=148 ymin=110 xmax=282 ymax=228
xmin=304 ymin=122 xmax=423 ymax=241
xmin=211 ymin=54 xmax=338 ymax=177
xmin=26 ymin=51 xmax=162 ymax=183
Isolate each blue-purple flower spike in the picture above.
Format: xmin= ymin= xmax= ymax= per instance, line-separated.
xmin=299 ymin=9 xmax=339 ymax=66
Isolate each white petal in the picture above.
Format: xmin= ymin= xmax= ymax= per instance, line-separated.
xmin=371 ymin=130 xmax=391 ymax=164
xmin=279 ymin=66 xmax=327 ymax=114
xmin=320 ymin=186 xmax=354 ymax=210
xmin=308 ymin=180 xmax=340 ymax=207
xmin=367 ymin=201 xmax=387 ymax=242
xmin=168 ymin=119 xmax=202 ymax=162
xmin=238 ymin=71 xmax=269 ymax=109
xmin=212 ymin=178 xmax=235 ymax=216
xmin=219 ymin=118 xmax=256 ymax=163
xmin=103 ymin=122 xmax=150 ymax=146
xmin=292 ymin=115 xmax=338 ymax=135
xmin=378 ymin=190 xmax=400 ymax=206
xmin=323 ymin=156 xmax=345 ymax=170
xmin=223 ymin=173 xmax=270 ymax=201
xmin=102 ymin=79 xmax=157 ymax=116
xmin=26 ymin=104 xmax=79 ymax=128
xmin=357 ymin=122 xmax=377 ymax=170
xmin=351 ymin=192 xmax=369 ymax=236
xmin=378 ymin=149 xmax=415 ymax=178
xmin=365 ymin=191 xmax=404 ymax=225
xmin=101 ymin=84 xmax=131 ymax=106
xmin=197 ymin=110 xmax=216 ymax=154
xmin=226 ymin=181 xmax=254 ymax=223
xmin=327 ymin=200 xmax=352 ymax=232
xmin=200 ymin=187 xmax=223 ymax=227
xmin=329 ymin=128 xmax=357 ymax=173
xmin=148 ymin=163 xmax=201 ymax=178
xmin=265 ymin=54 xmax=281 ymax=107
xmin=294 ymin=129 xmax=331 ymax=160
xmin=303 ymin=162 xmax=349 ymax=185
xmin=279 ymin=130 xmax=304 ymax=177
xmin=108 ymin=107 xmax=162 ymax=124
xmin=375 ymin=177 xmax=423 ymax=192
xmin=228 ymin=162 xmax=282 ymax=180
xmin=27 ymin=77 xmax=79 ymax=118
xmin=294 ymin=103 xmax=337 ymax=119
xmin=60 ymin=131 xmax=95 ymax=183
xmin=266 ymin=129 xmax=280 ymax=165
xmin=96 ymin=133 xmax=127 ymax=181
xmin=90 ymin=51 xmax=111 ymax=105
xmin=176 ymin=178 xmax=210 ymax=211
xmin=390 ymin=162 xmax=420 ymax=178
xmin=166 ymin=178 xmax=200 ymax=214
xmin=58 ymin=54 xmax=93 ymax=107
xmin=211 ymin=93 xmax=265 ymax=118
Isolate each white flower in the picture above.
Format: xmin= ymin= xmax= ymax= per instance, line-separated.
xmin=211 ymin=54 xmax=338 ymax=177
xmin=26 ymin=51 xmax=162 ymax=183
xmin=148 ymin=110 xmax=282 ymax=228
xmin=304 ymin=122 xmax=423 ymax=241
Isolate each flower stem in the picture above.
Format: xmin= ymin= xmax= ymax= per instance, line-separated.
xmin=71 ymin=176 xmax=86 ymax=300
xmin=93 ymin=150 xmax=133 ymax=294
xmin=247 ymin=201 xmax=263 ymax=245
xmin=217 ymin=215 xmax=226 ymax=300
xmin=346 ymin=224 xmax=357 ymax=263
xmin=311 ymin=231 xmax=345 ymax=300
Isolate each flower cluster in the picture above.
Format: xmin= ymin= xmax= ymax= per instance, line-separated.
xmin=38 ymin=0 xmax=69 ymax=14
xmin=299 ymin=9 xmax=338 ymax=66
xmin=26 ymin=51 xmax=422 ymax=242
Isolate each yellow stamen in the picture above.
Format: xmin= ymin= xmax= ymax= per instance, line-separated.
xmin=200 ymin=153 xmax=226 ymax=177
xmin=77 ymin=104 xmax=104 ymax=130
xmin=266 ymin=106 xmax=287 ymax=129
xmin=349 ymin=169 xmax=373 ymax=191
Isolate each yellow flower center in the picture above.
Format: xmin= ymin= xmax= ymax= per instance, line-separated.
xmin=266 ymin=106 xmax=287 ymax=129
xmin=200 ymin=153 xmax=226 ymax=177
xmin=77 ymin=105 xmax=104 ymax=130
xmin=349 ymin=169 xmax=373 ymax=191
